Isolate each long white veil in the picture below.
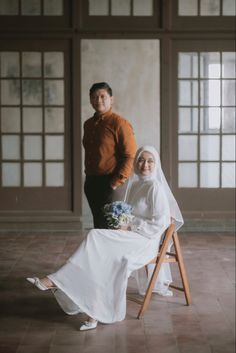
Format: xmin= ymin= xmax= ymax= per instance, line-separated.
xmin=126 ymin=145 xmax=184 ymax=231
xmin=126 ymin=145 xmax=184 ymax=296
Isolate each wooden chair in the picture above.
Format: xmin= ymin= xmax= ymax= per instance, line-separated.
xmin=128 ymin=223 xmax=191 ymax=319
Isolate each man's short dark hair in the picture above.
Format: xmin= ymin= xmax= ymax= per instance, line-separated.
xmin=89 ymin=82 xmax=113 ymax=97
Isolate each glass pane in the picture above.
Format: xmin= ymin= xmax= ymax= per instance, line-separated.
xmin=89 ymin=0 xmax=109 ymax=15
xmin=178 ymin=163 xmax=198 ymax=187
xmin=200 ymin=52 xmax=220 ymax=78
xmin=45 ymin=108 xmax=64 ymax=132
xmin=22 ymin=80 xmax=42 ymax=105
xmin=222 ymin=80 xmax=235 ymax=106
xmin=178 ymin=53 xmax=198 ymax=78
xmin=44 ymin=52 xmax=64 ymax=78
xmin=22 ymin=52 xmax=41 ymax=77
xmin=23 ymin=108 xmax=43 ymax=132
xmin=21 ymin=0 xmax=41 ymax=15
xmin=223 ymin=0 xmax=236 ymax=15
xmin=1 ymin=52 xmax=19 ymax=77
xmin=133 ymin=0 xmax=153 ymax=16
xmin=200 ymin=135 xmax=220 ymax=160
xmin=178 ymin=108 xmax=198 ymax=133
xmin=200 ymin=0 xmax=220 ymax=15
xmin=200 ymin=107 xmax=221 ymax=132
xmin=45 ymin=135 xmax=64 ymax=160
xmin=200 ymin=80 xmax=220 ymax=106
xmin=178 ymin=0 xmax=198 ymax=15
xmin=178 ymin=135 xmax=198 ymax=161
xmin=111 ymin=0 xmax=130 ymax=16
xmin=2 ymin=163 xmax=20 ymax=187
xmin=44 ymin=80 xmax=64 ymax=105
xmin=1 ymin=108 xmax=20 ymax=132
xmin=222 ymin=52 xmax=236 ymax=78
xmin=222 ymin=135 xmax=236 ymax=161
xmin=2 ymin=135 xmax=20 ymax=160
xmin=222 ymin=163 xmax=236 ymax=187
xmin=24 ymin=163 xmax=42 ymax=187
xmin=179 ymin=80 xmax=198 ymax=106
xmin=200 ymin=163 xmax=219 ymax=187
xmin=24 ymin=136 xmax=42 ymax=160
xmin=46 ymin=162 xmax=64 ymax=186
xmin=0 ymin=0 xmax=18 ymax=15
xmin=222 ymin=107 xmax=236 ymax=132
xmin=1 ymin=80 xmax=20 ymax=105
xmin=44 ymin=0 xmax=63 ymax=15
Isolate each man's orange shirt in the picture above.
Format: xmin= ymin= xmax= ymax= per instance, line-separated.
xmin=83 ymin=108 xmax=137 ymax=188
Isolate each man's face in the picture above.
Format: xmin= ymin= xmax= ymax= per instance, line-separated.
xmin=90 ymin=89 xmax=113 ymax=114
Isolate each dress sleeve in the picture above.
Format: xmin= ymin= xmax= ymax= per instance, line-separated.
xmin=130 ymin=184 xmax=171 ymax=239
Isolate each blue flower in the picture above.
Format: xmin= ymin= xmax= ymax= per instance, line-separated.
xmin=103 ymin=201 xmax=133 ymax=229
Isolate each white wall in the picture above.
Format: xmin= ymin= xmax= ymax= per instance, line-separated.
xmin=81 ymin=39 xmax=160 ymax=226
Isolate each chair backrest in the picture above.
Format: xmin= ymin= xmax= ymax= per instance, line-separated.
xmin=160 ymin=223 xmax=175 ymax=252
xmin=149 ymin=223 xmax=175 ymax=264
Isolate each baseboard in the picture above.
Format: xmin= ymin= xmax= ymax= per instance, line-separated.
xmin=181 ymin=219 xmax=235 ymax=232
xmin=0 ymin=218 xmax=234 ymax=233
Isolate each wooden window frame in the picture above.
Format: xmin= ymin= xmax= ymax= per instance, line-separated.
xmin=165 ymin=39 xmax=235 ymax=220
xmin=170 ymin=0 xmax=236 ymax=31
xmin=0 ymin=0 xmax=71 ymax=29
xmin=80 ymin=0 xmax=162 ymax=31
xmin=0 ymin=40 xmax=73 ymax=212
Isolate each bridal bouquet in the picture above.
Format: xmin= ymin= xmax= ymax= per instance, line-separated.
xmin=103 ymin=201 xmax=133 ymax=229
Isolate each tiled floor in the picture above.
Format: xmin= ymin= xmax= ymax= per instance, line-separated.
xmin=0 ymin=231 xmax=235 ymax=353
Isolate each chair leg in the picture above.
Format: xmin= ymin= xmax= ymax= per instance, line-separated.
xmin=130 ymin=225 xmax=191 ymax=319
xmin=137 ymin=260 xmax=162 ymax=319
xmin=137 ymin=225 xmax=175 ymax=319
xmin=173 ymin=232 xmax=192 ymax=305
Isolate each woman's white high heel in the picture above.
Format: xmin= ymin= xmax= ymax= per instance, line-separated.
xmin=80 ymin=320 xmax=98 ymax=331
xmin=26 ymin=277 xmax=56 ymax=291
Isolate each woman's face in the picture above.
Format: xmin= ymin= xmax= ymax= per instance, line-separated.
xmin=137 ymin=151 xmax=155 ymax=176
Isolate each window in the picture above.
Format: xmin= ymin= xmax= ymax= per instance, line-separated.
xmin=0 ymin=51 xmax=65 ymax=187
xmin=178 ymin=0 xmax=235 ymax=16
xmin=0 ymin=0 xmax=70 ymax=28
xmin=81 ymin=0 xmax=161 ymax=30
xmin=0 ymin=0 xmax=63 ymax=16
xmin=177 ymin=51 xmax=236 ymax=188
xmin=88 ymin=0 xmax=153 ymax=16
xmin=172 ymin=0 xmax=235 ymax=30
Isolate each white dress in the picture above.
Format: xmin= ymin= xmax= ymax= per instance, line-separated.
xmin=48 ymin=178 xmax=171 ymax=324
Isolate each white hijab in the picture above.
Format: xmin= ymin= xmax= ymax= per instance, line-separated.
xmin=128 ymin=145 xmax=184 ymax=231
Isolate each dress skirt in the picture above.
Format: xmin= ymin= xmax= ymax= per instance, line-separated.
xmin=48 ymin=227 xmax=166 ymax=324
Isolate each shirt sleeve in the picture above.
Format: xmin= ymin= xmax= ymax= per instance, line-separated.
xmin=130 ymin=184 xmax=171 ymax=239
xmin=110 ymin=120 xmax=137 ymax=188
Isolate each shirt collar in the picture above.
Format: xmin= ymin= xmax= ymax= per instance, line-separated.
xmin=94 ymin=107 xmax=113 ymax=120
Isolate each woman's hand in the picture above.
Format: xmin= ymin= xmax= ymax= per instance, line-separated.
xmin=119 ymin=225 xmax=131 ymax=231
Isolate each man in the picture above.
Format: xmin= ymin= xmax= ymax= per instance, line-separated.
xmin=83 ymin=82 xmax=137 ymax=228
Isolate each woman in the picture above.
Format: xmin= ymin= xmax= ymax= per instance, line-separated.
xmin=27 ymin=145 xmax=183 ymax=331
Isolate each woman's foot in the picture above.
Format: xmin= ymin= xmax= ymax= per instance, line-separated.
xmin=154 ymin=289 xmax=173 ymax=297
xmin=80 ymin=317 xmax=98 ymax=331
xmin=39 ymin=277 xmax=55 ymax=288
xmin=26 ymin=277 xmax=56 ymax=291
